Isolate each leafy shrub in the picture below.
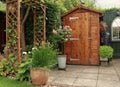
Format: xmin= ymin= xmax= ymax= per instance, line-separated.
xmin=17 ymin=58 xmax=32 ymax=82
xmin=0 ymin=54 xmax=19 ymax=78
xmin=0 ymin=58 xmax=7 ymax=76
xmin=32 ymin=44 xmax=58 ymax=69
xmin=100 ymin=46 xmax=114 ymax=58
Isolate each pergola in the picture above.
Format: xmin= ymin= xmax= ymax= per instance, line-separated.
xmin=6 ymin=0 xmax=46 ymax=62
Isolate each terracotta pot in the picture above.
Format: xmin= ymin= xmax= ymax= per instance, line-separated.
xmin=30 ymin=68 xmax=49 ymax=85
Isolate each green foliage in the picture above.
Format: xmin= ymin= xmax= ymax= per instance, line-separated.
xmin=0 ymin=2 xmax=6 ymax=13
xmin=0 ymin=58 xmax=7 ymax=76
xmin=50 ymin=26 xmax=72 ymax=51
xmin=5 ymin=27 xmax=17 ymax=47
xmin=62 ymin=0 xmax=96 ymax=11
xmin=63 ymin=0 xmax=75 ymax=11
xmin=17 ymin=58 xmax=32 ymax=82
xmin=32 ymin=44 xmax=58 ymax=69
xmin=104 ymin=8 xmax=120 ymax=12
xmin=0 ymin=54 xmax=19 ymax=78
xmin=100 ymin=46 xmax=114 ymax=58
xmin=84 ymin=0 xmax=96 ymax=8
xmin=54 ymin=28 xmax=71 ymax=43
xmin=45 ymin=2 xmax=61 ymax=38
xmin=0 ymin=77 xmax=35 ymax=87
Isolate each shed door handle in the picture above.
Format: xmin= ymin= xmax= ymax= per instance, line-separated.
xmin=88 ymin=37 xmax=92 ymax=40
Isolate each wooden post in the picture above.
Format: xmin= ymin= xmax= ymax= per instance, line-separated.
xmin=6 ymin=0 xmax=9 ymax=60
xmin=17 ymin=0 xmax=21 ymax=62
xmin=43 ymin=7 xmax=46 ymax=43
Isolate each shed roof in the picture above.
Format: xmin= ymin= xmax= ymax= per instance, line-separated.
xmin=62 ymin=5 xmax=102 ymax=18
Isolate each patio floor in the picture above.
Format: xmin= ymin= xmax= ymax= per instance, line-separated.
xmin=45 ymin=59 xmax=120 ymax=87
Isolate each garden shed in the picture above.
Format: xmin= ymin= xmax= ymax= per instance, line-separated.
xmin=62 ymin=5 xmax=102 ymax=65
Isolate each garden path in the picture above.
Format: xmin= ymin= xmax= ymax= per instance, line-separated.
xmin=44 ymin=59 xmax=120 ymax=87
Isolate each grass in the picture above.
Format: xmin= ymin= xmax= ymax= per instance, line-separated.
xmin=0 ymin=77 xmax=38 ymax=87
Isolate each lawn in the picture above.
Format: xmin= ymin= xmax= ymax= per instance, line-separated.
xmin=0 ymin=77 xmax=37 ymax=87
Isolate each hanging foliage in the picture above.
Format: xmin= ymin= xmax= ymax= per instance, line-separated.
xmin=45 ymin=2 xmax=61 ymax=38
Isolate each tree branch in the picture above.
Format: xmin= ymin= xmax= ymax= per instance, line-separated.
xmin=21 ymin=6 xmax=30 ymax=25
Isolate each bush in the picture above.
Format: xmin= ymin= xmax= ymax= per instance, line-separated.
xmin=17 ymin=58 xmax=32 ymax=82
xmin=32 ymin=44 xmax=58 ymax=69
xmin=100 ymin=46 xmax=114 ymax=58
xmin=0 ymin=54 xmax=19 ymax=78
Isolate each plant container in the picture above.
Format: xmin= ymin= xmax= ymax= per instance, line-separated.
xmin=57 ymin=55 xmax=66 ymax=70
xmin=30 ymin=68 xmax=48 ymax=85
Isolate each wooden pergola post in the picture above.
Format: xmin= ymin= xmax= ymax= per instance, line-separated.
xmin=17 ymin=0 xmax=21 ymax=62
xmin=6 ymin=0 xmax=21 ymax=62
xmin=43 ymin=7 xmax=46 ymax=43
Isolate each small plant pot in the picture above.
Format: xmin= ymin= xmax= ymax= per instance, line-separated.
xmin=57 ymin=55 xmax=66 ymax=70
xmin=100 ymin=57 xmax=108 ymax=61
xmin=30 ymin=68 xmax=49 ymax=85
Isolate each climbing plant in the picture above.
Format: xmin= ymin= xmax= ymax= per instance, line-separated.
xmin=6 ymin=0 xmax=46 ymax=61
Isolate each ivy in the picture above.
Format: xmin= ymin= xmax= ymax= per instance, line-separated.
xmin=5 ymin=27 xmax=17 ymax=48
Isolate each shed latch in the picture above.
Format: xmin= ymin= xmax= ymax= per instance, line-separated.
xmin=70 ymin=38 xmax=80 ymax=40
xmin=70 ymin=58 xmax=80 ymax=61
xmin=88 ymin=37 xmax=92 ymax=40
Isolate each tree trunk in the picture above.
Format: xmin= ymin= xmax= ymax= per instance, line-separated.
xmin=20 ymin=7 xmax=30 ymax=51
xmin=20 ymin=25 xmax=26 ymax=51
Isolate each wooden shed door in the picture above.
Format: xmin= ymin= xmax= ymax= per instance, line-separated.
xmin=64 ymin=13 xmax=90 ymax=64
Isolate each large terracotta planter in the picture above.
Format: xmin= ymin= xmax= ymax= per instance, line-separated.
xmin=30 ymin=68 xmax=49 ymax=85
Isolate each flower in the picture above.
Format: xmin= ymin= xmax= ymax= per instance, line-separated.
xmin=22 ymin=51 xmax=27 ymax=55
xmin=52 ymin=29 xmax=57 ymax=35
xmin=52 ymin=25 xmax=72 ymax=43
xmin=51 ymin=25 xmax=72 ymax=54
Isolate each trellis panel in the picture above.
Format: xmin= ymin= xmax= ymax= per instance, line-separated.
xmin=6 ymin=0 xmax=21 ymax=62
xmin=33 ymin=6 xmax=46 ymax=47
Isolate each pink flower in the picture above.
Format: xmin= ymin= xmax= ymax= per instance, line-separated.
xmin=59 ymin=25 xmax=62 ymax=29
xmin=52 ymin=29 xmax=57 ymax=35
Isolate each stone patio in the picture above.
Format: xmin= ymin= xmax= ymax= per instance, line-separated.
xmin=45 ymin=59 xmax=120 ymax=87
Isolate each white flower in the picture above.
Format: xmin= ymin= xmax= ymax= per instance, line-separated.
xmin=28 ymin=51 xmax=31 ymax=54
xmin=32 ymin=47 xmax=37 ymax=50
xmin=22 ymin=51 xmax=27 ymax=55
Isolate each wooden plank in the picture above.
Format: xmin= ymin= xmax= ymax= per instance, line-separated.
xmin=89 ymin=13 xmax=100 ymax=65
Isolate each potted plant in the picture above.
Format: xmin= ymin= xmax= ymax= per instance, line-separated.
xmin=99 ymin=45 xmax=113 ymax=63
xmin=52 ymin=26 xmax=72 ymax=70
xmin=30 ymin=44 xmax=58 ymax=85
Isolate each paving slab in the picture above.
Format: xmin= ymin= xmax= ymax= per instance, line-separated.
xmin=82 ymin=67 xmax=99 ymax=74
xmin=77 ymin=73 xmax=98 ymax=80
xmin=98 ymin=74 xmax=119 ymax=81
xmin=99 ymin=67 xmax=116 ymax=75
xmin=52 ymin=77 xmax=76 ymax=86
xmin=73 ymin=78 xmax=97 ymax=87
xmin=97 ymin=80 xmax=120 ymax=87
